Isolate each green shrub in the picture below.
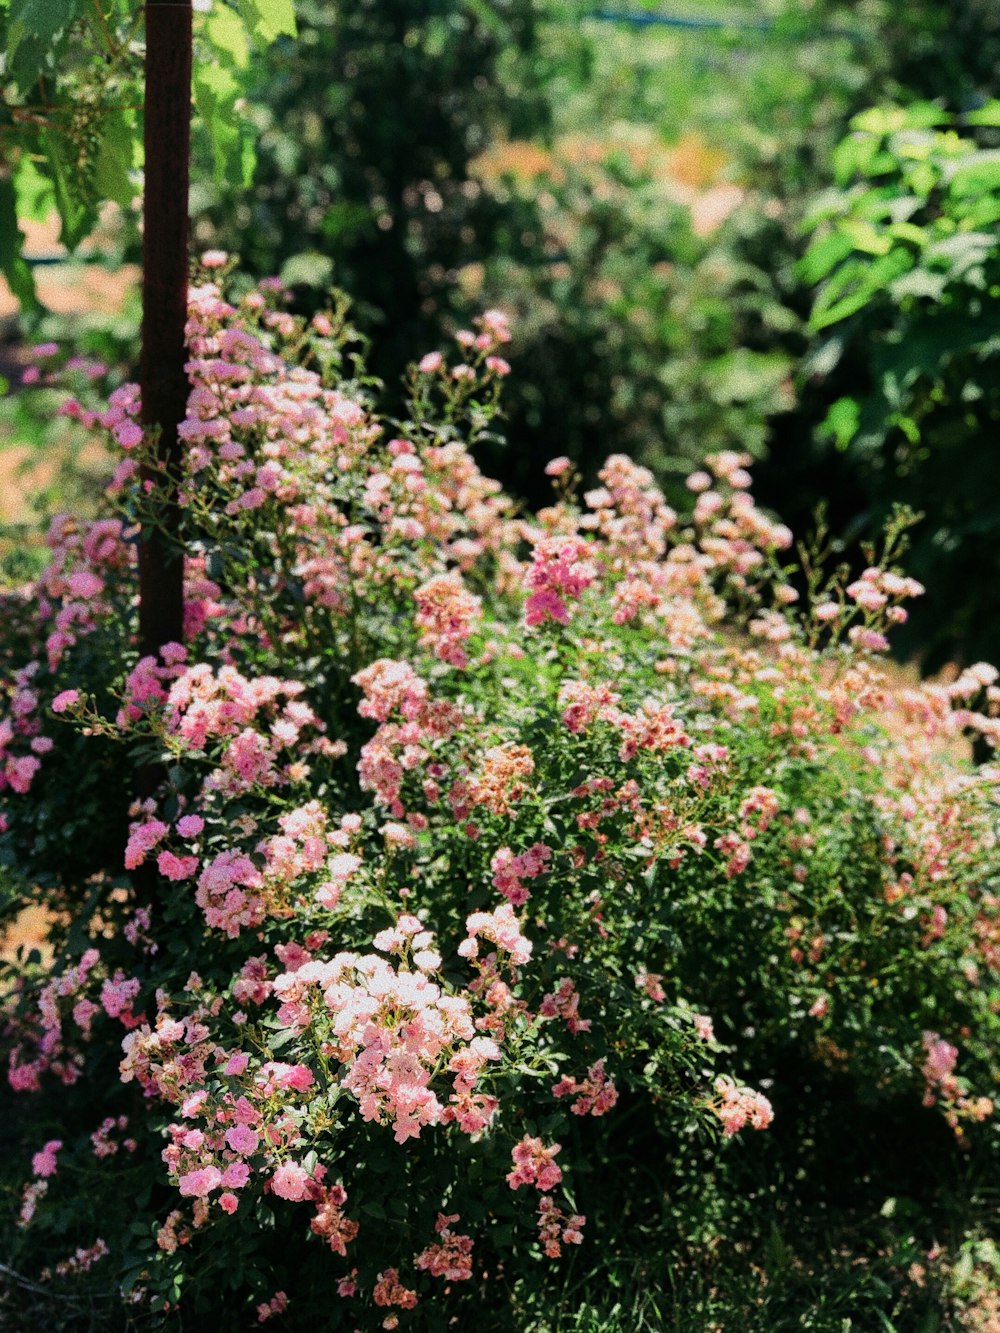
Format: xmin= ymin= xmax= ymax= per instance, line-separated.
xmin=0 ymin=272 xmax=997 ymax=1326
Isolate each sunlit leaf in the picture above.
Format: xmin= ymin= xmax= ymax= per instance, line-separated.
xmin=235 ymin=0 xmax=296 ymax=44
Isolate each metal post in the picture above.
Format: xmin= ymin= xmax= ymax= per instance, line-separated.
xmin=138 ymin=0 xmax=192 ymax=659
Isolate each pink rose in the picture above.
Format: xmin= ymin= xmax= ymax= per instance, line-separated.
xmin=270 ymin=1161 xmax=310 ymax=1201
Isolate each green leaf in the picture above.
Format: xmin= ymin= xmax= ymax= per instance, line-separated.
xmin=839 ymin=217 xmax=893 ymax=257
xmin=946 ymin=150 xmax=1000 ymax=198
xmin=810 ymin=249 xmax=914 ymax=331
xmin=193 ymin=62 xmax=256 ymax=189
xmin=887 ymin=268 xmax=947 ymax=302
xmin=5 ymin=0 xmax=84 ymax=90
xmin=820 ymin=396 xmax=860 ymax=450
xmin=885 ymin=221 xmax=927 ymax=248
xmin=0 ymin=175 xmax=40 ymax=314
xmin=235 ymin=0 xmax=296 ymax=44
xmin=832 ymin=133 xmax=896 ymax=185
xmin=13 ymin=155 xmax=55 ymax=224
xmin=203 ymin=2 xmax=250 ymax=68
xmin=852 ymin=103 xmax=948 ymax=136
xmin=798 ymin=230 xmax=853 ymax=285
xmin=93 ymin=110 xmax=139 ymax=210
xmin=964 ymin=100 xmax=1000 ymax=127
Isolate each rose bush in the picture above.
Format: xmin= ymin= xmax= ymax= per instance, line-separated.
xmin=1 ymin=266 xmax=997 ymax=1328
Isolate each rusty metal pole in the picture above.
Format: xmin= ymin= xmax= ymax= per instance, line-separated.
xmin=138 ymin=0 xmax=192 ymax=659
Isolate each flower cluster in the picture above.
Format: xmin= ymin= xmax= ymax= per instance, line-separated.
xmin=2 ymin=272 xmax=996 ymax=1327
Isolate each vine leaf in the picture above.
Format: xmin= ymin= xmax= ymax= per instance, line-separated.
xmin=234 ymin=0 xmax=296 ymax=44
xmin=94 ymin=109 xmax=140 ymax=210
xmin=5 ymin=0 xmax=85 ymax=91
xmin=193 ymin=62 xmax=256 ymax=189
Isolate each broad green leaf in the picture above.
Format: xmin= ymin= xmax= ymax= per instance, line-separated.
xmin=5 ymin=0 xmax=84 ymax=91
xmin=962 ymin=195 xmax=1000 ymax=228
xmin=924 ymin=230 xmax=996 ymax=281
xmin=887 ymin=268 xmax=947 ymax=302
xmin=797 ymin=230 xmax=853 ymax=285
xmin=13 ymin=155 xmax=55 ymax=224
xmin=888 ymin=129 xmax=938 ymax=163
xmin=885 ymin=221 xmax=927 ymax=247
xmin=946 ymin=151 xmax=1000 ymax=198
xmin=0 ymin=175 xmax=40 ymax=313
xmin=832 ymin=134 xmax=896 ymax=184
xmin=93 ymin=110 xmax=139 ymax=210
xmin=964 ymin=100 xmax=1000 ymax=127
xmin=905 ymin=160 xmax=937 ymax=198
xmin=839 ymin=217 xmax=892 ymax=256
xmin=852 ymin=106 xmax=911 ymax=137
xmin=235 ymin=0 xmax=296 ymax=44
xmin=193 ymin=62 xmax=256 ymax=188
xmin=852 ymin=103 xmax=948 ymax=137
xmin=203 ymin=2 xmax=250 ymax=68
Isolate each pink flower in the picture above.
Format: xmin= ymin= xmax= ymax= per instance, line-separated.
xmin=218 ymin=1192 xmax=240 ymax=1214
xmin=99 ymin=972 xmax=141 ymax=1019
xmin=116 ymin=421 xmax=143 ymax=450
xmin=181 ymin=1090 xmax=209 ymax=1118
xmin=124 ymin=820 xmax=169 ymax=870
xmin=524 ymin=587 xmax=570 ymax=627
xmin=176 ymin=814 xmax=205 ymax=838
xmin=523 ymin=535 xmax=596 ymax=628
xmin=178 ymin=1165 xmax=222 ymax=1197
xmin=225 ymin=1125 xmax=259 ymax=1156
xmin=271 ymin=1161 xmax=310 ymax=1201
xmin=52 ymin=690 xmax=81 ymax=714
xmin=711 ymin=1076 xmax=774 ymax=1137
xmin=506 ymin=1136 xmax=563 ymax=1192
xmin=221 ymin=1161 xmax=251 ymax=1190
xmin=157 ymin=850 xmax=199 ymax=881
xmin=31 ymin=1140 xmax=63 ymax=1178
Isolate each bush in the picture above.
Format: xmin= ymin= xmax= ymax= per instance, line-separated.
xmin=1 ymin=270 xmax=997 ymax=1328
xmin=796 ymin=103 xmax=1000 ymax=671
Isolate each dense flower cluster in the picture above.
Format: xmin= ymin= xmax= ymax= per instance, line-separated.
xmin=1 ymin=270 xmax=997 ymax=1325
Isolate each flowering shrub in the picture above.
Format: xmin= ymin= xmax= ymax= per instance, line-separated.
xmin=1 ymin=267 xmax=998 ymax=1328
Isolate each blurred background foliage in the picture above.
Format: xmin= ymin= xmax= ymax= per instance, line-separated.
xmin=3 ymin=0 xmax=1000 ymax=662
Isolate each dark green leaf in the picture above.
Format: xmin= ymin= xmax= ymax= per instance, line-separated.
xmin=5 ymin=0 xmax=84 ymax=91
xmin=0 ymin=175 xmax=40 ymax=314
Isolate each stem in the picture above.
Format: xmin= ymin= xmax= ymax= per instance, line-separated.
xmin=138 ymin=0 xmax=192 ymax=661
